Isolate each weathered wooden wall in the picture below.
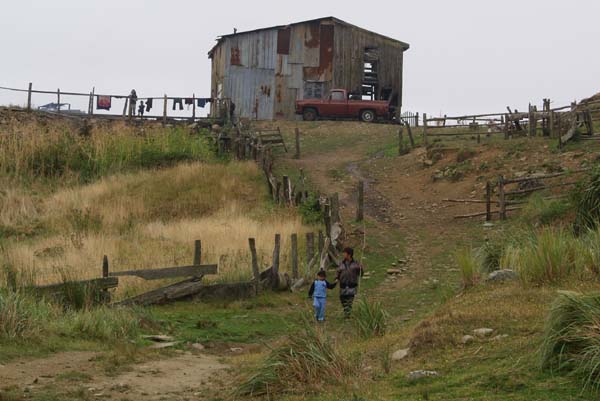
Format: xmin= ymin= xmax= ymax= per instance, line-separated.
xmin=209 ymin=18 xmax=408 ymax=120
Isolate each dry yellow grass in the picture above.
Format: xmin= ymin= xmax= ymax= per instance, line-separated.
xmin=1 ymin=162 xmax=311 ymax=299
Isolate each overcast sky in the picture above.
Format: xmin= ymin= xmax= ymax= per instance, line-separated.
xmin=1 ymin=0 xmax=599 ymax=117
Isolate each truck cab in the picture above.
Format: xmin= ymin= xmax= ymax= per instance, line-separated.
xmin=295 ymin=89 xmax=395 ymax=122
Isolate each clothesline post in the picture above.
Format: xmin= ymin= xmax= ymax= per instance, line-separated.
xmin=192 ymin=94 xmax=196 ymax=120
xmin=122 ymin=98 xmax=128 ymax=117
xmin=88 ymin=87 xmax=95 ymax=116
xmin=57 ymin=88 xmax=61 ymax=113
xmin=27 ymin=82 xmax=32 ymax=111
xmin=163 ymin=94 xmax=167 ymax=124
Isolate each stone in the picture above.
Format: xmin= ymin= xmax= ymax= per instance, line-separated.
xmin=143 ymin=335 xmax=174 ymax=342
xmin=230 ymin=347 xmax=243 ymax=353
xmin=492 ymin=334 xmax=509 ymax=341
xmin=473 ymin=328 xmax=494 ymax=338
xmin=487 ymin=269 xmax=518 ymax=282
xmin=391 ymin=348 xmax=410 ymax=361
xmin=423 ymin=159 xmax=434 ymax=167
xmin=191 ymin=343 xmax=205 ymax=351
xmin=387 ymin=269 xmax=402 ymax=275
xmin=407 ymin=370 xmax=439 ymax=381
xmin=461 ymin=335 xmax=475 ymax=345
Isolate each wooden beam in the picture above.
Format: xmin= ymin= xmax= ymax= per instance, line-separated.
xmin=109 ymin=264 xmax=217 ymax=281
xmin=34 ymin=277 xmax=118 ymax=292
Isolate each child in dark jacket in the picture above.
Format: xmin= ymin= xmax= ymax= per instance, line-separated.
xmin=308 ymin=270 xmax=337 ymax=322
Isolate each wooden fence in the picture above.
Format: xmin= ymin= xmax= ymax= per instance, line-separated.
xmin=422 ymin=98 xmax=600 ymax=148
xmin=0 ymin=82 xmax=226 ymax=124
xmin=448 ymin=169 xmax=589 ymax=220
xmin=401 ymin=111 xmax=420 ymax=127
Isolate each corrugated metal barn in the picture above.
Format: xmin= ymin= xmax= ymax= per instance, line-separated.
xmin=208 ymin=17 xmax=409 ymax=120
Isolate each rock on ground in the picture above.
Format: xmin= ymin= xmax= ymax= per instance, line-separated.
xmin=391 ymin=348 xmax=410 ymax=361
xmin=487 ymin=269 xmax=518 ymax=282
xmin=461 ymin=335 xmax=475 ymax=345
xmin=473 ymin=328 xmax=494 ymax=338
xmin=407 ymin=370 xmax=439 ymax=381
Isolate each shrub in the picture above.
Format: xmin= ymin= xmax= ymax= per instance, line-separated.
xmin=235 ymin=322 xmax=353 ymax=397
xmin=454 ymin=248 xmax=480 ymax=289
xmin=541 ymin=291 xmax=600 ymax=391
xmin=298 ymin=194 xmax=323 ymax=224
xmin=478 ymin=240 xmax=503 ymax=273
xmin=354 ymin=298 xmax=388 ymax=338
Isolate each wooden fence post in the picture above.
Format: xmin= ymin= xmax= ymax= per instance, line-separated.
xmin=193 ymin=240 xmax=202 ymax=266
xmin=102 ymin=255 xmax=109 ymax=278
xmin=318 ymin=230 xmax=324 ymax=256
xmin=528 ymin=104 xmax=535 ymax=137
xmin=275 ymin=181 xmax=281 ymax=204
xmin=477 ymin=132 xmax=481 ymax=144
xmin=549 ymin=110 xmax=556 ymax=138
xmin=294 ymin=128 xmax=301 ymax=159
xmin=306 ymin=232 xmax=315 ymax=278
xmin=163 ymin=94 xmax=167 ymax=124
xmin=272 ymin=234 xmax=281 ymax=290
xmin=498 ymin=176 xmax=506 ymax=220
xmin=88 ymin=88 xmax=95 ymax=116
xmin=57 ymin=89 xmax=61 ymax=113
xmin=423 ymin=113 xmax=428 ymax=146
xmin=27 ymin=82 xmax=32 ymax=111
xmin=416 ymin=112 xmax=420 ymax=127
xmin=192 ymin=94 xmax=196 ymax=120
xmin=282 ymin=176 xmax=290 ymax=205
xmin=398 ymin=125 xmax=405 ymax=155
xmin=291 ymin=233 xmax=298 ymax=280
xmin=406 ymin=122 xmax=415 ymax=148
xmin=357 ymin=180 xmax=364 ymax=221
xmin=248 ymin=238 xmax=260 ymax=293
xmin=485 ymin=181 xmax=492 ymax=222
xmin=503 ymin=114 xmax=509 ymax=139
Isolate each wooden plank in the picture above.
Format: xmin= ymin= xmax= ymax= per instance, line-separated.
xmin=406 ymin=122 xmax=415 ymax=148
xmin=109 ymin=264 xmax=217 ymax=281
xmin=454 ymin=207 xmax=523 ymax=219
xmin=34 ymin=277 xmax=118 ymax=292
xmin=114 ymin=277 xmax=204 ymax=306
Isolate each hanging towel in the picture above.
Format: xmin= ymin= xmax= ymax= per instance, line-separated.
xmin=97 ymin=95 xmax=111 ymax=110
xmin=172 ymin=98 xmax=183 ymax=111
xmin=146 ymin=98 xmax=153 ymax=112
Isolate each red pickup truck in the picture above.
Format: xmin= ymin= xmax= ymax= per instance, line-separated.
xmin=295 ymin=89 xmax=395 ymax=122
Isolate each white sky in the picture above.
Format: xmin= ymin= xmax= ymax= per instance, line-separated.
xmin=1 ymin=0 xmax=599 ymax=117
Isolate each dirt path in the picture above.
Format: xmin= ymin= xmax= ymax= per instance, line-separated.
xmin=0 ymin=350 xmax=228 ymax=400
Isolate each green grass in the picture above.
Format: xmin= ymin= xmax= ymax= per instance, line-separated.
xmin=454 ymin=247 xmax=480 ymax=288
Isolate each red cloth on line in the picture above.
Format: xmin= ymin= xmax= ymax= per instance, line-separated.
xmin=97 ymin=95 xmax=111 ymax=110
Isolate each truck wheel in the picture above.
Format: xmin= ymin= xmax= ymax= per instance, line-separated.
xmin=303 ymin=108 xmax=317 ymax=121
xmin=360 ymin=110 xmax=375 ymax=122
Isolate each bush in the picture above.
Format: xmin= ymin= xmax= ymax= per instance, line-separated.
xmin=298 ymin=194 xmax=323 ymax=224
xmin=541 ymin=291 xmax=600 ymax=391
xmin=478 ymin=240 xmax=503 ymax=273
xmin=354 ymin=298 xmax=388 ymax=338
xmin=454 ymin=248 xmax=480 ymax=289
xmin=235 ymin=322 xmax=353 ymax=397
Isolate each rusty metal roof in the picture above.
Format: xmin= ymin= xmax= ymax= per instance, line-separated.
xmin=208 ymin=16 xmax=409 ymax=57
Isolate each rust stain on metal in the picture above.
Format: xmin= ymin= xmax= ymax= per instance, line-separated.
xmin=230 ymin=47 xmax=241 ymax=65
xmin=303 ymin=24 xmax=333 ymax=80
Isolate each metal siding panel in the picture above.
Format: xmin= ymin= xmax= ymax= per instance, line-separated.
xmin=224 ymin=66 xmax=274 ymax=120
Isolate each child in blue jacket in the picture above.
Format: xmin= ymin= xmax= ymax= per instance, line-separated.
xmin=308 ymin=270 xmax=337 ymax=322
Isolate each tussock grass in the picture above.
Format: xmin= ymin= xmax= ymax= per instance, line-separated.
xmin=63 ymin=306 xmax=146 ymax=341
xmin=1 ymin=162 xmax=310 ymax=298
xmin=541 ymin=291 xmax=600 ymax=391
xmin=454 ymin=248 xmax=480 ymax=288
xmin=522 ymin=194 xmax=572 ymax=226
xmin=0 ymin=291 xmax=53 ymax=340
xmin=0 ymin=119 xmax=212 ymax=183
xmin=574 ymin=167 xmax=600 ymax=234
xmin=354 ymin=298 xmax=388 ymax=338
xmin=235 ymin=322 xmax=354 ymax=397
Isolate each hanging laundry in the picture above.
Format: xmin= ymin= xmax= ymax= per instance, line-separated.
xmin=197 ymin=98 xmax=211 ymax=108
xmin=146 ymin=98 xmax=153 ymax=112
xmin=185 ymin=98 xmax=194 ymax=105
xmin=172 ymin=98 xmax=183 ymax=111
xmin=97 ymin=95 xmax=111 ymax=110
